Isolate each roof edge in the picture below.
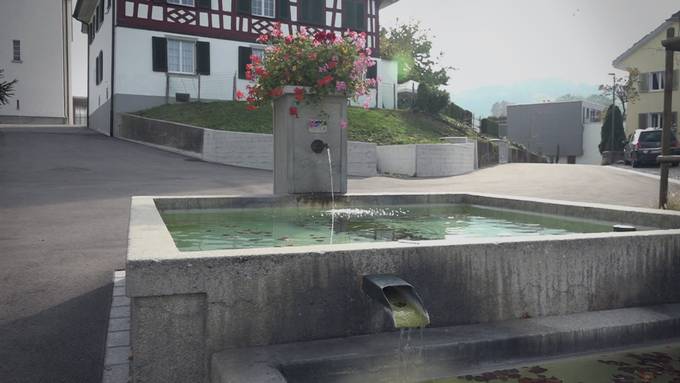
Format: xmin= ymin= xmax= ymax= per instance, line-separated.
xmin=379 ymin=0 xmax=400 ymax=9
xmin=613 ymin=13 xmax=679 ymax=69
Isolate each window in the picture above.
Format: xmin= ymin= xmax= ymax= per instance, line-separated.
xmin=238 ymin=46 xmax=264 ymax=79
xmin=252 ymin=0 xmax=274 ymax=17
xmin=650 ymin=71 xmax=665 ymax=91
xmin=298 ymin=0 xmax=324 ymax=25
xmin=649 ymin=113 xmax=663 ymax=129
xmin=342 ymin=0 xmax=366 ymax=31
xmin=12 ymin=40 xmax=20 ymax=62
xmin=168 ymin=39 xmax=195 ymax=74
xmin=96 ymin=51 xmax=103 ymax=85
xmin=168 ymin=0 xmax=195 ymax=6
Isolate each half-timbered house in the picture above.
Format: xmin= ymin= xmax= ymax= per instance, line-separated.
xmin=73 ymin=0 xmax=399 ymax=135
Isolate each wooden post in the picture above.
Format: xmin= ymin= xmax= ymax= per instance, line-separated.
xmin=660 ymin=28 xmax=676 ymax=208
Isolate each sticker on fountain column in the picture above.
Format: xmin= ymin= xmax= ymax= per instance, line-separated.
xmin=273 ymin=87 xmax=348 ymax=195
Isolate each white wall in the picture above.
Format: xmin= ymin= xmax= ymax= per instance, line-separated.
xmin=88 ymin=0 xmax=115 ymax=133
xmin=415 ymin=144 xmax=475 ymax=177
xmin=348 ymin=141 xmax=378 ymax=177
xmin=0 ymin=0 xmax=69 ymax=120
xmin=377 ymin=143 xmax=476 ymax=177
xmin=377 ymin=145 xmax=417 ymax=176
xmin=115 ymin=27 xmax=397 ymax=109
xmin=576 ymin=122 xmax=603 ymax=165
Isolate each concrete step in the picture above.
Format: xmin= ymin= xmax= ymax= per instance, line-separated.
xmin=211 ymin=303 xmax=680 ymax=383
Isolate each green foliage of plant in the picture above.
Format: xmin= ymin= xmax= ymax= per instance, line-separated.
xmin=244 ymin=27 xmax=375 ymax=108
xmin=415 ymin=83 xmax=450 ymax=115
xmin=599 ymin=105 xmax=626 ymax=153
xmin=380 ymin=20 xmax=452 ymax=87
xmin=443 ymin=102 xmax=471 ymax=122
xmin=0 ymin=69 xmax=17 ymax=106
xmin=480 ymin=118 xmax=500 ymax=137
xmin=135 ymin=101 xmax=479 ymax=145
xmin=598 ymin=68 xmax=640 ymax=119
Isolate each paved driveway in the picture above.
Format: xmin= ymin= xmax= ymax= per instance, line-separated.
xmin=0 ymin=127 xmax=675 ymax=383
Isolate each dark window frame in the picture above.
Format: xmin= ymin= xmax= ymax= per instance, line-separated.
xmin=12 ymin=40 xmax=21 ymax=62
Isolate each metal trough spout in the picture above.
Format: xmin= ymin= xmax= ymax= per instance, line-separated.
xmin=362 ymin=274 xmax=430 ymax=329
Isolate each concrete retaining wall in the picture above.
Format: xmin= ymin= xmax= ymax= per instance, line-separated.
xmin=118 ymin=114 xmax=377 ymax=177
xmin=377 ymin=143 xmax=475 ymax=177
xmin=415 ymin=143 xmax=475 ymax=177
xmin=347 ymin=141 xmax=378 ymax=177
xmin=202 ymin=130 xmax=273 ymax=171
xmin=376 ymin=144 xmax=416 ymax=176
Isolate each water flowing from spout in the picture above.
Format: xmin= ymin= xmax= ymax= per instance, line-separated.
xmin=326 ymin=147 xmax=335 ymax=210
xmin=326 ymin=147 xmax=335 ymax=244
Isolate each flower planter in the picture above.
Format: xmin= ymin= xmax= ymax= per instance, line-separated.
xmin=273 ymin=87 xmax=348 ymax=194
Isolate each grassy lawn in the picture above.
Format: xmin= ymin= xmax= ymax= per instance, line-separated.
xmin=134 ymin=101 xmax=479 ymax=145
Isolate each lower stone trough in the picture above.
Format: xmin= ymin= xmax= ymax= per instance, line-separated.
xmin=126 ymin=193 xmax=680 ymax=383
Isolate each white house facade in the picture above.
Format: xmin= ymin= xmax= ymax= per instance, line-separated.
xmin=74 ymin=0 xmax=400 ymax=136
xmin=0 ymin=0 xmax=73 ymax=124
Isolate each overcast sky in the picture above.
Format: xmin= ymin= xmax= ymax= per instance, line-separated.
xmin=72 ymin=0 xmax=679 ymax=115
xmin=381 ymin=0 xmax=679 ymax=115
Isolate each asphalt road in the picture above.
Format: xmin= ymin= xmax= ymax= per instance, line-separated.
xmin=0 ymin=127 xmax=675 ymax=383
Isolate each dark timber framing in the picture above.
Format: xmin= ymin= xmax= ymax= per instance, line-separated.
xmin=115 ymin=0 xmax=381 ymax=55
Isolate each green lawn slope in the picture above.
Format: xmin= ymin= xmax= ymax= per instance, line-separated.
xmin=134 ymin=101 xmax=480 ymax=145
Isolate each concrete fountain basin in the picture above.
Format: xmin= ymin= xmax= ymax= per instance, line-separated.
xmin=125 ymin=193 xmax=680 ymax=383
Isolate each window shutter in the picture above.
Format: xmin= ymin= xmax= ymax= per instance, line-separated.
xmin=313 ymin=0 xmax=324 ymax=24
xmin=237 ymin=0 xmax=251 ymax=15
xmin=277 ymin=0 xmax=290 ymax=20
xmin=638 ymin=113 xmax=647 ymax=130
xmin=196 ymin=0 xmax=211 ymax=9
xmin=354 ymin=1 xmax=365 ymax=30
xmin=342 ymin=0 xmax=354 ymax=29
xmin=367 ymin=64 xmax=377 ymax=80
xmin=238 ymin=46 xmax=252 ymax=79
xmin=94 ymin=55 xmax=98 ymax=85
xmin=152 ymin=37 xmax=168 ymax=72
xmin=196 ymin=41 xmax=211 ymax=75
xmin=639 ymin=72 xmax=649 ymax=93
xmin=299 ymin=0 xmax=323 ymax=24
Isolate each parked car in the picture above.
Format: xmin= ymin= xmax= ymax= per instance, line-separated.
xmin=623 ymin=129 xmax=680 ymax=167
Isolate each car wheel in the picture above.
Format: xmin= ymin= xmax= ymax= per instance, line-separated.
xmin=624 ymin=159 xmax=631 ymax=165
xmin=673 ymin=162 xmax=679 ymax=168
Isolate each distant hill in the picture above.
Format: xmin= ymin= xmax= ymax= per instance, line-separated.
xmin=450 ymin=79 xmax=600 ymax=117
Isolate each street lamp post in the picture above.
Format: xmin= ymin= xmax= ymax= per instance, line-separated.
xmin=608 ymin=73 xmax=616 ymax=154
xmin=659 ymin=27 xmax=680 ymax=208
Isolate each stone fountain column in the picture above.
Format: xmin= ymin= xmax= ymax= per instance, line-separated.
xmin=272 ymin=87 xmax=348 ymax=194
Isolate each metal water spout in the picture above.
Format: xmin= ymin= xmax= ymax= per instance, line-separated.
xmin=362 ymin=274 xmax=430 ymax=329
xmin=311 ymin=139 xmax=329 ymax=154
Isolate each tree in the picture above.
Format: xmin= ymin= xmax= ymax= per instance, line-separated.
xmin=490 ymin=101 xmax=513 ymax=117
xmin=598 ymin=68 xmax=640 ymax=119
xmin=415 ymin=83 xmax=450 ymax=115
xmin=380 ymin=20 xmax=452 ymax=86
xmin=0 ymin=69 xmax=17 ymax=106
xmin=598 ymin=105 xmax=626 ymax=154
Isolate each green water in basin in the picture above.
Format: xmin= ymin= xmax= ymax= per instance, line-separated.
xmin=160 ymin=204 xmax=616 ymax=252
xmin=425 ymin=343 xmax=680 ymax=383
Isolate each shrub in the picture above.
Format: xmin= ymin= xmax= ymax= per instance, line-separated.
xmin=415 ymin=83 xmax=449 ymax=115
